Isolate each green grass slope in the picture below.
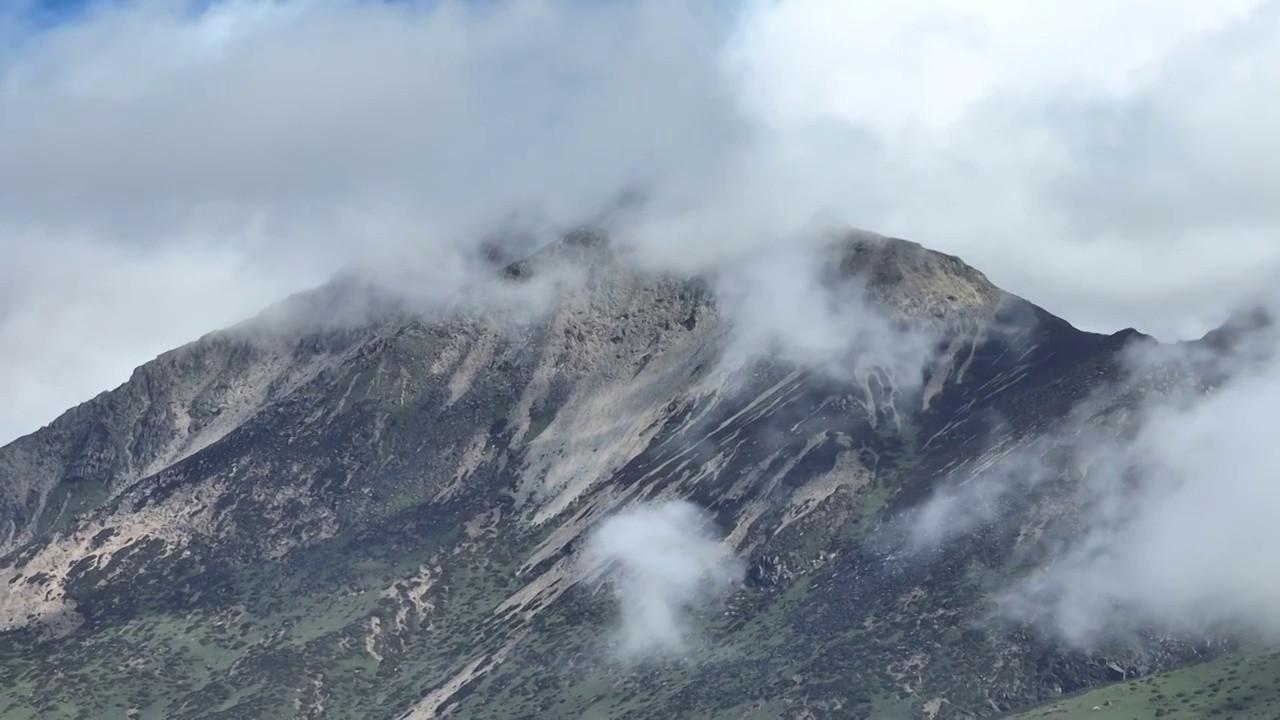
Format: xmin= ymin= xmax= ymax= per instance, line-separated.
xmin=1011 ymin=650 xmax=1280 ymax=720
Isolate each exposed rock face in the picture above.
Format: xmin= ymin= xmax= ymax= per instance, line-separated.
xmin=0 ymin=233 xmax=1226 ymax=718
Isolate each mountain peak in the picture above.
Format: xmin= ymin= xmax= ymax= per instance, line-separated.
xmin=828 ymin=232 xmax=1004 ymax=324
xmin=497 ymin=225 xmax=614 ymax=281
xmin=486 ymin=227 xmax=1005 ymax=331
xmin=1198 ymin=304 xmax=1274 ymax=352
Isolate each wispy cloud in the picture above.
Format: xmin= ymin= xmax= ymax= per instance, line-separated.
xmin=900 ymin=299 xmax=1280 ymax=647
xmin=1001 ymin=328 xmax=1280 ymax=646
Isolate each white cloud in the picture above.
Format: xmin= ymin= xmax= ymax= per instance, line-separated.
xmin=0 ymin=232 xmax=304 ymax=443
xmin=4 ymin=0 xmax=1280 ymax=442
xmin=0 ymin=0 xmax=741 ymax=440
xmin=899 ymin=301 xmax=1280 ymax=646
xmin=578 ymin=500 xmax=744 ymax=660
xmin=724 ymin=0 xmax=1280 ymax=339
xmin=1000 ymin=344 xmax=1280 ymax=645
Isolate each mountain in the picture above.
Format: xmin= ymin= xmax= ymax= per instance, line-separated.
xmin=0 ymin=232 xmax=1255 ymax=719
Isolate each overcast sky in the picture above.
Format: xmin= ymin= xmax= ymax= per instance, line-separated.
xmin=2 ymin=0 xmax=1279 ymax=444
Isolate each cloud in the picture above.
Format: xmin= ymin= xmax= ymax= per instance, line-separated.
xmin=997 ymin=327 xmax=1280 ymax=646
xmin=0 ymin=232 xmax=302 ymax=443
xmin=720 ymin=0 xmax=1280 ymax=340
xmin=898 ymin=299 xmax=1280 ymax=647
xmin=704 ymin=237 xmax=943 ymax=392
xmin=578 ymin=500 xmax=744 ymax=660
xmin=0 ymin=0 xmax=741 ymax=440
xmin=0 ymin=0 xmax=736 ymax=247
xmin=5 ymin=0 xmax=1280 ymax=442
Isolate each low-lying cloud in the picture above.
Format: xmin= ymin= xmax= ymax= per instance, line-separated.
xmin=579 ymin=500 xmax=744 ymax=661
xmin=1003 ymin=343 xmax=1280 ymax=646
xmin=900 ymin=301 xmax=1280 ymax=647
xmin=707 ymin=237 xmax=943 ymax=392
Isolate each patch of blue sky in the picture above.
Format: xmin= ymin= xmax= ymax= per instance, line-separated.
xmin=14 ymin=0 xmax=440 ymax=31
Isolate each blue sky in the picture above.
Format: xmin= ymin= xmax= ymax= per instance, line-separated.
xmin=13 ymin=0 xmax=167 ymax=33
xmin=13 ymin=0 xmax=704 ymax=29
xmin=9 ymin=0 xmax=79 ymax=31
xmin=13 ymin=0 xmax=381 ymax=30
xmin=19 ymin=0 xmax=132 ymax=28
xmin=26 ymin=0 xmax=96 ymax=20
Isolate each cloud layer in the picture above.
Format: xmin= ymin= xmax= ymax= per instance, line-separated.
xmin=5 ymin=0 xmax=1280 ymax=441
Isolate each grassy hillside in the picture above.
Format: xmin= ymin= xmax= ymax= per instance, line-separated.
xmin=1012 ymin=649 xmax=1280 ymax=720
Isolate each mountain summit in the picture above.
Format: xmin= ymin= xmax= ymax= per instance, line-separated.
xmin=0 ymin=233 xmax=1247 ymax=718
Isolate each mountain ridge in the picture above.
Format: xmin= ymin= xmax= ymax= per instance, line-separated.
xmin=0 ymin=230 xmax=1244 ymax=719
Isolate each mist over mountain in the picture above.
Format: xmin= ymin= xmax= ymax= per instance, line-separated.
xmin=3 ymin=227 xmax=1279 ymax=719
xmin=5 ymin=2 xmax=1280 ymax=719
xmin=5 ymin=0 xmax=1280 ymax=444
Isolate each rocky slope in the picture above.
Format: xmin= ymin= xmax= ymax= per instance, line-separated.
xmin=0 ymin=232 xmax=1241 ymax=719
